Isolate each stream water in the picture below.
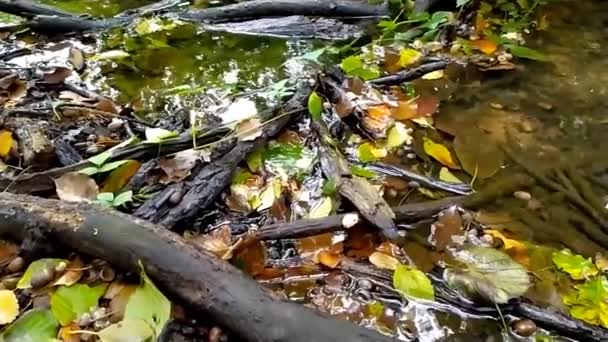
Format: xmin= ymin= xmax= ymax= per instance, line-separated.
xmin=1 ymin=0 xmax=607 ymax=341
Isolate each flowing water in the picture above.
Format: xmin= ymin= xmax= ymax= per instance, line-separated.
xmin=2 ymin=0 xmax=608 ymax=340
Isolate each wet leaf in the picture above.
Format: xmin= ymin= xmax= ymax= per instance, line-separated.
xmin=0 ymin=290 xmax=19 ymax=324
xmin=51 ymin=283 xmax=108 ymax=326
xmin=393 ymin=264 xmax=435 ymax=300
xmin=95 ymin=98 xmax=120 ymax=114
xmin=233 ymin=241 xmax=267 ymax=276
xmin=68 ymin=46 xmax=85 ymax=72
xmin=0 ymin=309 xmax=58 ymax=342
xmin=429 ymin=206 xmax=464 ymax=251
xmin=416 ymin=95 xmax=440 ymax=117
xmin=439 ymin=167 xmax=463 ymax=183
xmin=391 ymin=101 xmax=418 ymax=120
xmin=505 ymin=44 xmax=547 ymax=61
xmin=159 ymin=149 xmax=200 ymax=184
xmin=236 ymin=118 xmax=263 ymax=141
xmin=55 ymin=172 xmax=99 ymax=203
xmin=17 ymin=258 xmax=66 ymax=289
xmin=357 ymin=142 xmax=388 ymax=163
xmin=101 ymin=160 xmax=141 ymax=193
xmin=98 ymin=319 xmax=155 ymax=342
xmin=351 ymin=165 xmax=378 ymax=179
xmin=263 ymin=142 xmax=315 ymax=179
xmin=316 ymin=250 xmax=342 ymax=269
xmin=341 ymin=55 xmax=381 ymax=80
xmin=423 ymin=137 xmax=459 ymax=169
xmin=53 ymin=257 xmax=84 ymax=287
xmin=471 ymin=39 xmax=498 ymax=54
xmin=399 ymin=49 xmax=422 ymax=67
xmin=191 ymin=225 xmax=232 ymax=259
xmin=485 ymin=230 xmax=530 ymax=267
xmin=308 ymin=92 xmax=323 ymax=120
xmin=552 ymin=249 xmax=598 ymax=280
xmin=113 ymin=191 xmax=133 ymax=207
xmin=453 ymin=132 xmax=503 ymax=178
xmin=445 ymin=246 xmax=531 ymax=303
xmin=421 ymin=70 xmax=444 ymax=80
xmin=145 ymin=128 xmax=178 ymax=143
xmin=41 ymin=67 xmax=72 ymax=84
xmin=125 ymin=264 xmax=171 ymax=337
xmin=563 ymin=276 xmax=608 ymax=328
xmin=363 ymin=105 xmax=394 ymax=137
xmin=0 ymin=130 xmax=14 ymax=159
xmin=369 ymin=252 xmax=400 ymax=270
xmin=386 ymin=122 xmax=413 ymax=148
xmin=308 ymin=197 xmax=333 ymax=219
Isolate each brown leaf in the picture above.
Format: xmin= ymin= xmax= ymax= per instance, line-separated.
xmin=41 ymin=67 xmax=72 ymax=84
xmin=159 ymin=150 xmax=201 ymax=184
xmin=101 ymin=160 xmax=141 ymax=193
xmin=416 ymin=95 xmax=440 ymax=117
xmin=54 ymin=172 xmax=99 ymax=202
xmin=95 ymin=97 xmax=120 ymax=114
xmin=362 ymin=105 xmax=394 ymax=137
xmin=369 ymin=252 xmax=400 ymax=270
xmin=109 ymin=284 xmax=137 ymax=323
xmin=233 ymin=240 xmax=267 ymax=276
xmin=391 ymin=101 xmax=418 ymax=120
xmin=236 ymin=118 xmax=263 ymax=141
xmin=189 ymin=225 xmax=232 ymax=259
xmin=53 ymin=257 xmax=84 ymax=286
xmin=316 ymin=250 xmax=342 ymax=269
xmin=453 ymin=129 xmax=504 ymax=178
xmin=429 ymin=206 xmax=464 ymax=251
xmin=345 ymin=78 xmax=365 ymax=95
xmin=334 ymin=93 xmax=355 ymax=118
xmin=59 ymin=90 xmax=90 ymax=103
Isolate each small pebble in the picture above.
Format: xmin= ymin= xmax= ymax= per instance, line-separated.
xmin=514 ymin=191 xmax=532 ymax=201
xmin=537 ymin=102 xmax=553 ymax=111
xmin=91 ymin=307 xmax=107 ymax=321
xmin=357 ymin=278 xmax=374 ymax=290
xmin=356 ymin=288 xmax=372 ymax=301
xmin=492 ymin=237 xmax=505 ymax=249
xmin=519 ymin=121 xmax=536 ymax=133
xmin=511 ymin=319 xmax=537 ymax=337
xmin=386 ymin=188 xmax=398 ymax=198
xmin=489 ymin=102 xmax=504 ymax=110
xmin=407 ymin=181 xmax=420 ymax=189
xmin=209 ymin=326 xmax=223 ymax=342
xmin=107 ymin=118 xmax=124 ymax=132
xmin=406 ymin=153 xmax=417 ymax=159
xmin=30 ymin=267 xmax=55 ymax=289
xmin=93 ymin=319 xmax=110 ymax=330
xmin=2 ymin=277 xmax=19 ymax=290
xmin=6 ymin=256 xmax=24 ymax=273
xmin=169 ymin=190 xmax=183 ymax=205
xmin=86 ymin=134 xmax=97 ymax=142
xmin=85 ymin=144 xmax=102 ymax=155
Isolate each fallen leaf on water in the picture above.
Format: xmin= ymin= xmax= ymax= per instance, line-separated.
xmin=233 ymin=240 xmax=267 ymax=276
xmin=0 ymin=309 xmax=58 ymax=341
xmin=316 ymin=250 xmax=342 ymax=269
xmin=471 ymin=39 xmax=498 ymax=55
xmin=416 ymin=95 xmax=440 ymax=117
xmin=386 ymin=122 xmax=413 ymax=148
xmin=552 ymin=249 xmax=598 ymax=280
xmin=236 ymin=118 xmax=263 ymax=141
xmin=485 ymin=230 xmax=530 ymax=267
xmin=101 ymin=160 xmax=141 ymax=193
xmin=357 ymin=142 xmax=388 ymax=163
xmin=421 ymin=70 xmax=444 ymax=80
xmin=308 ymin=197 xmax=334 ymax=219
xmin=50 ymin=283 xmax=107 ymax=326
xmin=439 ymin=167 xmax=463 ymax=183
xmin=0 ymin=130 xmax=14 ymax=159
xmin=391 ymin=100 xmax=418 ymax=120
xmin=369 ymin=252 xmax=400 ymax=270
xmin=0 ymin=290 xmax=19 ymax=324
xmin=362 ymin=104 xmax=394 ymax=137
xmin=429 ymin=206 xmax=464 ymax=251
xmin=54 ymin=172 xmax=99 ymax=203
xmin=399 ymin=48 xmax=422 ymax=67
xmin=445 ymin=246 xmax=531 ymax=304
xmin=393 ymin=264 xmax=435 ymax=300
xmin=423 ymin=137 xmax=459 ymax=169
xmin=453 ymin=131 xmax=503 ymax=178
xmin=562 ymin=276 xmax=608 ymax=328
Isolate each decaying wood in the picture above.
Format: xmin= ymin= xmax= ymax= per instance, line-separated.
xmin=370 ymin=60 xmax=451 ymax=86
xmin=7 ymin=117 xmax=54 ymax=169
xmin=0 ymin=193 xmax=395 ymax=342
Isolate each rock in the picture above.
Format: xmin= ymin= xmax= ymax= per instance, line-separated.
xmin=107 ymin=118 xmax=124 ymax=132
xmin=511 ymin=319 xmax=537 ymax=337
xmin=537 ymin=102 xmax=554 ymax=111
xmin=6 ymin=256 xmax=24 ymax=273
xmin=357 ymin=278 xmax=374 ymax=290
xmin=489 ymin=102 xmax=504 ymax=110
xmin=30 ymin=266 xmax=55 ymax=289
xmin=514 ymin=191 xmax=532 ymax=201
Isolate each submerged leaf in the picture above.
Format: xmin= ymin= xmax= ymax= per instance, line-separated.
xmin=263 ymin=142 xmax=315 ymax=179
xmin=505 ymin=44 xmax=547 ymax=61
xmin=0 ymin=309 xmax=58 ymax=342
xmin=445 ymin=246 xmax=531 ymax=304
xmin=393 ymin=264 xmax=435 ymax=300
xmin=386 ymin=122 xmax=413 ymax=148
xmin=423 ymin=137 xmax=459 ymax=169
xmin=369 ymin=252 xmax=400 ymax=270
xmin=552 ymin=249 xmax=598 ymax=280
xmin=439 ymin=167 xmax=463 ymax=183
xmin=453 ymin=132 xmax=503 ymax=178
xmin=399 ymin=49 xmax=422 ymax=67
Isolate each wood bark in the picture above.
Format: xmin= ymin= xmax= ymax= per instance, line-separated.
xmin=0 ymin=193 xmax=396 ymax=342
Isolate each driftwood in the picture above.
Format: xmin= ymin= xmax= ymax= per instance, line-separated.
xmin=0 ymin=193 xmax=395 ymax=342
xmin=370 ymin=60 xmax=451 ymax=86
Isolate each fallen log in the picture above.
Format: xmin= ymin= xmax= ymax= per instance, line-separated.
xmin=0 ymin=193 xmax=396 ymax=342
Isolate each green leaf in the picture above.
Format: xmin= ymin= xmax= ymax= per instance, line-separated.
xmin=552 ymin=249 xmax=598 ymax=280
xmin=144 ymin=128 xmax=179 ymax=143
xmin=98 ymin=319 xmax=155 ymax=342
xmin=0 ymin=310 xmax=58 ymax=342
xmin=505 ymin=44 xmax=548 ymax=61
xmin=97 ymin=192 xmax=115 ymax=203
xmin=17 ymin=258 xmax=66 ymax=289
xmin=88 ymin=151 xmax=112 ymax=167
xmin=340 ymin=55 xmax=381 ymax=80
xmin=98 ymin=160 xmax=130 ymax=173
xmin=113 ymin=191 xmax=133 ymax=207
xmin=263 ymin=142 xmax=315 ymax=178
xmin=378 ymin=19 xmax=398 ymax=32
xmin=340 ymin=55 xmax=363 ymax=73
xmin=457 ymin=0 xmax=471 ymax=7
xmin=393 ymin=264 xmax=435 ymax=300
xmin=246 ymin=148 xmax=263 ymax=173
xmin=562 ymin=276 xmax=608 ymax=328
xmin=50 ymin=284 xmax=108 ymax=326
xmin=124 ymin=264 xmax=171 ymax=337
xmin=350 ymin=165 xmax=378 ymax=179
xmin=445 ymin=246 xmax=531 ymax=304
xmin=386 ymin=122 xmax=413 ymax=149
xmin=357 ymin=142 xmax=387 ymax=163
xmin=79 ymin=167 xmax=100 ymax=176
xmin=308 ymin=92 xmax=323 ymax=120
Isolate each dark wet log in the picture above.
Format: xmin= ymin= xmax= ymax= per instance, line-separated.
xmin=0 ymin=193 xmax=395 ymax=342
xmin=0 ymin=0 xmax=73 ymax=18
xmin=370 ymin=60 xmax=451 ymax=86
xmin=364 ymin=162 xmax=472 ymax=195
xmin=135 ymin=85 xmax=310 ymax=230
xmin=54 ymin=138 xmax=82 ymax=167
xmin=179 ymin=0 xmax=389 ymax=22
xmin=256 ymin=196 xmax=463 ymax=240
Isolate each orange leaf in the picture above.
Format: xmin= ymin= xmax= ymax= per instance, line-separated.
xmin=423 ymin=137 xmax=460 ymax=169
xmin=316 ymin=250 xmax=342 ymax=268
xmin=101 ymin=160 xmax=141 ymax=193
xmin=366 ymin=104 xmax=392 ymax=119
xmin=233 ymin=240 xmax=267 ymax=276
xmin=0 ymin=130 xmax=13 ymax=159
xmin=472 ymin=39 xmax=498 ymax=55
xmin=391 ymin=101 xmax=418 ymax=120
xmin=485 ymin=229 xmax=530 ymax=268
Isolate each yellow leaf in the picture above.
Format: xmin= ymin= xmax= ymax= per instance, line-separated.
xmin=485 ymin=229 xmax=530 ymax=267
xmin=421 ymin=70 xmax=444 ymax=80
xmin=399 ymin=48 xmax=422 ymax=67
xmin=439 ymin=167 xmax=463 ymax=183
xmin=0 ymin=130 xmax=13 ymax=159
xmin=369 ymin=252 xmax=400 ymax=270
xmin=423 ymin=137 xmax=459 ymax=169
xmin=0 ymin=290 xmax=19 ymax=324
xmin=471 ymin=39 xmax=498 ymax=55
xmin=391 ymin=101 xmax=418 ymax=120
xmin=316 ymin=250 xmax=342 ymax=269
xmin=101 ymin=160 xmax=141 ymax=193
